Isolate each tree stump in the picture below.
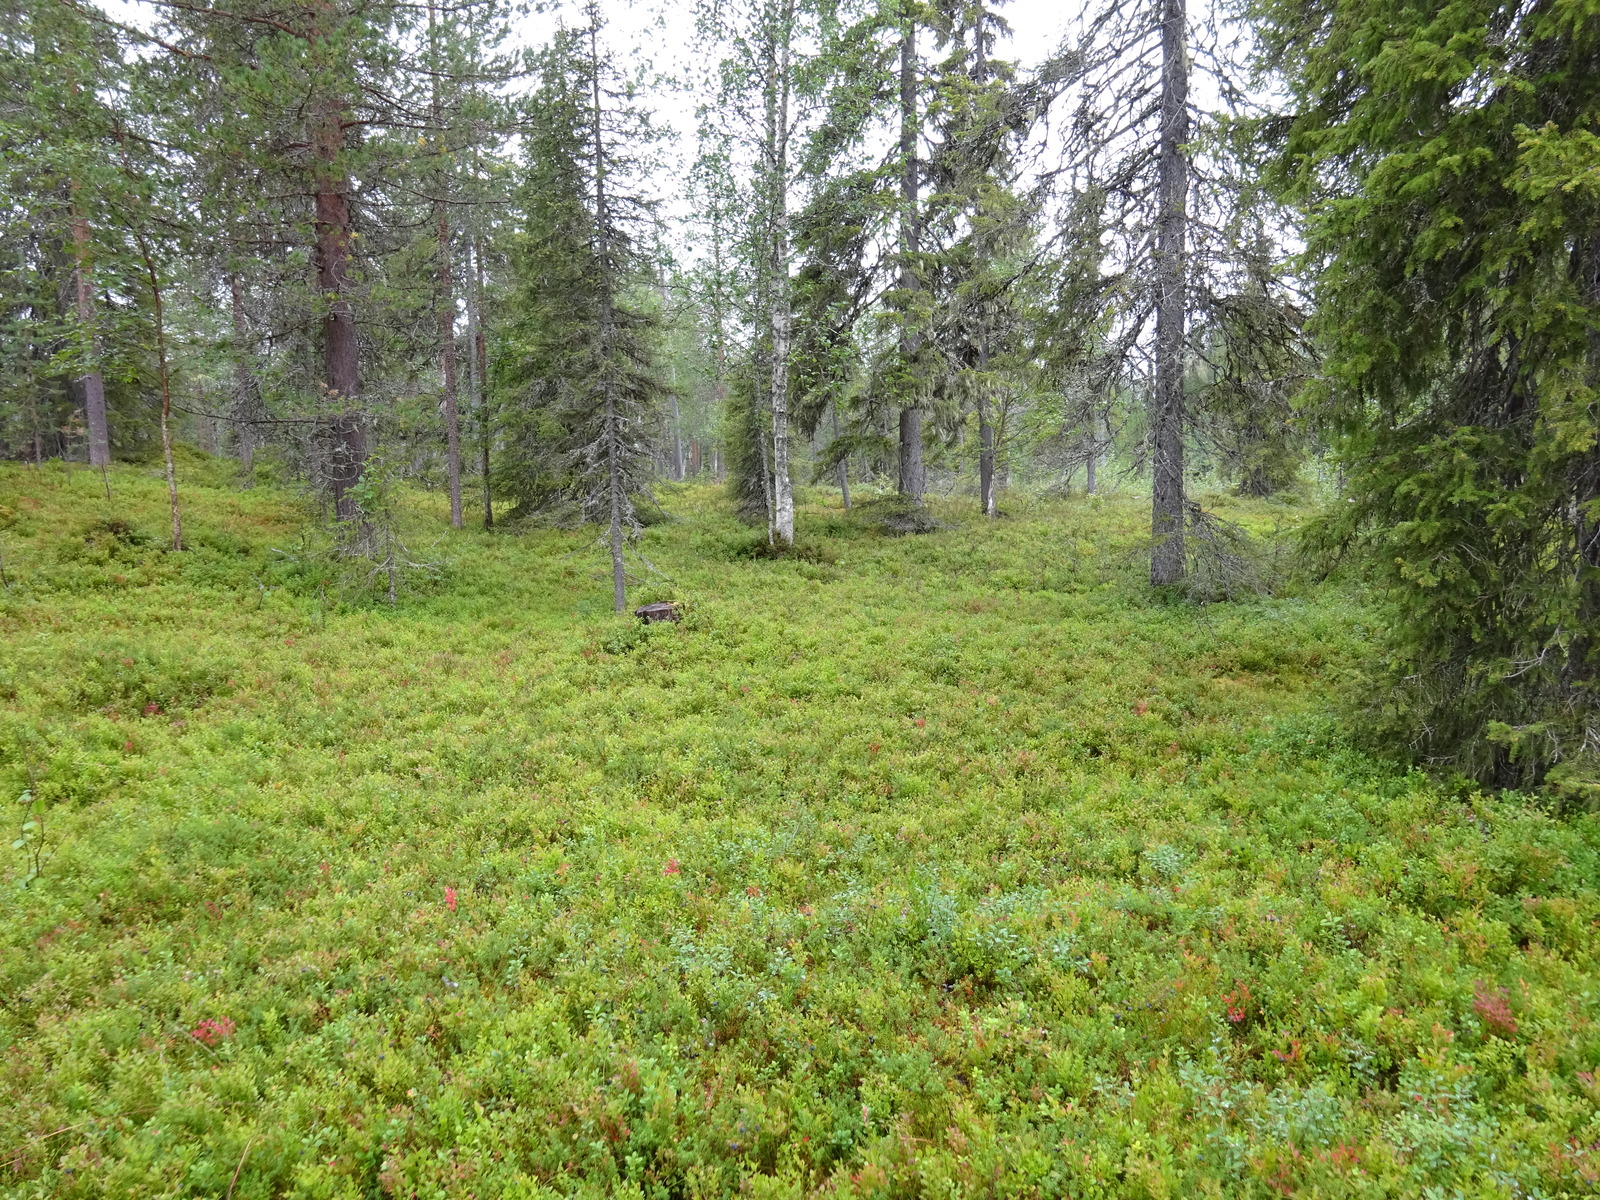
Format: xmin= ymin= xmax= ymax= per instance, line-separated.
xmin=634 ymin=601 xmax=680 ymax=624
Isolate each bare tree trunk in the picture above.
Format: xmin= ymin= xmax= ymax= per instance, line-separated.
xmin=973 ymin=28 xmax=995 ymax=520
xmin=134 ymin=236 xmax=182 ymax=551
xmin=708 ymin=206 xmax=731 ymax=491
xmin=897 ymin=12 xmax=924 ymax=504
xmin=70 ymin=210 xmax=111 ymax=471
xmin=758 ymin=414 xmax=776 ymax=545
xmin=766 ymin=0 xmax=795 ymax=545
xmin=669 ymin=391 xmax=686 ymax=480
xmin=26 ymin=376 xmax=43 ymax=468
xmin=1150 ymin=0 xmax=1189 ymax=586
xmin=430 ymin=3 xmax=463 ymax=529
xmin=437 ymin=206 xmax=462 ymax=527
xmin=979 ymin=398 xmax=996 ymax=517
xmin=312 ymin=95 xmax=365 ymax=524
xmin=1085 ymin=420 xmax=1098 ymax=494
xmin=471 ymin=236 xmax=493 ymax=528
xmin=832 ymin=400 xmax=851 ymax=509
xmin=229 ymin=269 xmax=256 ymax=482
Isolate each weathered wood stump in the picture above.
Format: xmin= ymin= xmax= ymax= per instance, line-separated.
xmin=634 ymin=601 xmax=681 ymax=624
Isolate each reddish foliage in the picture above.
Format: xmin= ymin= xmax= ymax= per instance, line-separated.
xmin=663 ymin=859 xmax=681 ymax=876
xmin=1222 ymin=980 xmax=1253 ymax=1025
xmin=191 ymin=1017 xmax=235 ymax=1046
xmin=1473 ymin=981 xmax=1518 ymax=1037
xmin=444 ymin=886 xmax=457 ymax=912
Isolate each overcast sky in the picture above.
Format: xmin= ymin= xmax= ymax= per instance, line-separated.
xmin=524 ymin=0 xmax=1076 ymax=240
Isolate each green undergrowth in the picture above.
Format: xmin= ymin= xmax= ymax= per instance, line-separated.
xmin=0 ymin=459 xmax=1596 ymax=1198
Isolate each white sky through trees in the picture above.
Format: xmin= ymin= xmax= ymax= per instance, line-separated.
xmin=101 ymin=0 xmax=1075 ymax=252
xmin=520 ymin=0 xmax=1074 ymax=243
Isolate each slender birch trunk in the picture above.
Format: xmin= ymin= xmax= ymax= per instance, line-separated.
xmin=1150 ymin=0 xmax=1189 ymax=585
xmin=709 ymin=210 xmax=731 ymax=491
xmin=766 ymin=0 xmax=795 ymax=545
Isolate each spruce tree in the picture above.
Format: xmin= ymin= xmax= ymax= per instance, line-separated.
xmin=1258 ymin=0 xmax=1600 ymax=794
xmin=499 ymin=10 xmax=666 ymax=612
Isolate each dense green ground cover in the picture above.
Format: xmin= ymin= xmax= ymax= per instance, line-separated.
xmin=0 ymin=459 xmax=1597 ymax=1199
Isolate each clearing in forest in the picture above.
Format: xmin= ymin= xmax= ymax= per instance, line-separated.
xmin=0 ymin=462 xmax=1596 ymax=1197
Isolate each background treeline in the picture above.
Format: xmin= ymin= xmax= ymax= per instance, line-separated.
xmin=2 ymin=0 xmax=1598 ymax=801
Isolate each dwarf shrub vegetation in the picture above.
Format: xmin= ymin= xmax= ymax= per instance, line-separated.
xmin=0 ymin=460 xmax=1597 ymax=1198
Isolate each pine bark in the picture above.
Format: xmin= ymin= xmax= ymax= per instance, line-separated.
xmin=70 ymin=210 xmax=110 ymax=470
xmin=311 ymin=94 xmax=365 ymax=523
xmin=1150 ymin=0 xmax=1189 ymax=585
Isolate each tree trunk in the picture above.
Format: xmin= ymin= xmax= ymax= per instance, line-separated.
xmin=471 ymin=236 xmax=493 ymax=528
xmin=430 ymin=4 xmax=463 ymax=529
xmin=229 ymin=270 xmax=256 ymax=482
xmin=832 ymin=400 xmax=851 ymax=509
xmin=437 ymin=206 xmax=462 ymax=527
xmin=758 ymin=410 xmax=776 ymax=545
xmin=134 ymin=236 xmax=182 ymax=551
xmin=26 ymin=381 xmax=43 ymax=467
xmin=897 ymin=13 xmax=925 ymax=504
xmin=979 ymin=400 xmax=995 ymax=517
xmin=1150 ymin=0 xmax=1189 ymax=586
xmin=464 ymin=239 xmax=482 ymax=504
xmin=767 ymin=0 xmax=795 ymax=546
xmin=312 ymin=96 xmax=365 ymax=523
xmin=669 ymin=392 xmax=686 ymax=480
xmin=70 ymin=210 xmax=111 ymax=470
xmin=972 ymin=18 xmax=995 ymax=519
xmin=1085 ymin=423 xmax=1098 ymax=494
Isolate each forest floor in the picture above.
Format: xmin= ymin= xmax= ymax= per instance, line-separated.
xmin=0 ymin=456 xmax=1597 ymax=1199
